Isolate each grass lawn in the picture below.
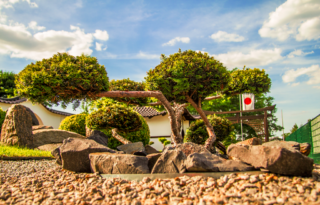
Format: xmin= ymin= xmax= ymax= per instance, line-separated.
xmin=0 ymin=144 xmax=53 ymax=158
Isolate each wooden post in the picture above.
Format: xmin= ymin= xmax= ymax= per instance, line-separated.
xmin=264 ymin=110 xmax=269 ymax=142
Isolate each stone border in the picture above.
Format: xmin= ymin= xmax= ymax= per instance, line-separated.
xmin=0 ymin=156 xmax=55 ymax=160
xmin=101 ymin=171 xmax=267 ymax=182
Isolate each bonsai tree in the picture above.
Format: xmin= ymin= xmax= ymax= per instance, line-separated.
xmin=159 ymin=137 xmax=171 ymax=150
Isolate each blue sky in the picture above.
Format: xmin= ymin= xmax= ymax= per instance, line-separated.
xmin=0 ymin=0 xmax=320 ymax=137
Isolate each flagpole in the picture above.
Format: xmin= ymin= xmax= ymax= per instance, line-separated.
xmin=281 ymin=110 xmax=285 ymax=140
xmin=239 ymin=94 xmax=243 ymax=141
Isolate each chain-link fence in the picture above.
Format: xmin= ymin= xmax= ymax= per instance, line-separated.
xmin=286 ymin=114 xmax=320 ymax=164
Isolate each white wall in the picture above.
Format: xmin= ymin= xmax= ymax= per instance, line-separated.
xmin=0 ymin=101 xmax=68 ymax=129
xmin=145 ymin=114 xmax=190 ymax=151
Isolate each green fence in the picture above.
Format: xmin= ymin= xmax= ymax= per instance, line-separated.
xmin=285 ymin=114 xmax=320 ymax=164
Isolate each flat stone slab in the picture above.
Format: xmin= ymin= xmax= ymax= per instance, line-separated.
xmin=117 ymin=142 xmax=145 ymax=154
xmin=100 ymin=171 xmax=266 ymax=182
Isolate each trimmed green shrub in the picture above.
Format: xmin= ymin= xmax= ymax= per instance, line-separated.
xmin=109 ymin=78 xmax=148 ymax=106
xmin=185 ymin=115 xmax=233 ymax=144
xmin=0 ymin=108 xmax=6 ymax=132
xmin=0 ymin=70 xmax=16 ymax=98
xmin=100 ymin=115 xmax=150 ymax=149
xmin=59 ymin=114 xmax=87 ymax=136
xmin=15 ymin=53 xmax=109 ymax=108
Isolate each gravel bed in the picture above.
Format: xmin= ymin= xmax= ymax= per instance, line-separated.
xmin=1 ymin=160 xmax=320 ymax=204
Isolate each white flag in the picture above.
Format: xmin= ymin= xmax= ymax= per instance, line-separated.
xmin=242 ymin=93 xmax=255 ymax=110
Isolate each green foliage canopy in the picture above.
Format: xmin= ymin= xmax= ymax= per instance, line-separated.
xmin=109 ymin=78 xmax=148 ymax=106
xmin=185 ymin=115 xmax=234 ymax=144
xmin=145 ymin=49 xmax=230 ymax=104
xmin=15 ymin=53 xmax=109 ymax=108
xmin=0 ymin=70 xmax=16 ymax=98
xmin=59 ymin=114 xmax=87 ymax=136
xmin=0 ymin=108 xmax=6 ymax=132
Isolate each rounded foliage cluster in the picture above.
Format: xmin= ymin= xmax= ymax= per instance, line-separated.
xmin=145 ymin=49 xmax=230 ymax=104
xmin=224 ymin=68 xmax=271 ymax=95
xmin=109 ymin=78 xmax=148 ymax=106
xmin=0 ymin=70 xmax=16 ymax=98
xmin=15 ymin=53 xmax=109 ymax=106
xmin=101 ymin=115 xmax=150 ymax=149
xmin=0 ymin=108 xmax=6 ymax=132
xmin=86 ymin=104 xmax=142 ymax=132
xmin=185 ymin=115 xmax=233 ymax=144
xmin=59 ymin=114 xmax=87 ymax=136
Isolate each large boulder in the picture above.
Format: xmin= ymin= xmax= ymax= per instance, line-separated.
xmin=175 ymin=142 xmax=211 ymax=157
xmin=151 ymin=149 xmax=187 ymax=174
xmin=0 ymin=105 xmax=33 ymax=147
xmin=262 ymin=140 xmax=300 ymax=152
xmin=32 ymin=129 xmax=86 ymax=148
xmin=185 ymin=152 xmax=255 ymax=172
xmin=24 ymin=106 xmax=39 ymax=126
xmin=89 ymin=153 xmax=150 ymax=174
xmin=146 ymin=153 xmax=162 ymax=171
xmin=59 ymin=138 xmax=119 ymax=172
xmin=36 ymin=143 xmax=62 ymax=152
xmin=86 ymin=130 xmax=108 ymax=147
xmin=236 ymin=137 xmax=262 ymax=145
xmin=227 ymin=144 xmax=314 ymax=176
xmin=117 ymin=142 xmax=145 ymax=154
xmin=145 ymin=145 xmax=160 ymax=154
xmin=32 ymin=125 xmax=53 ymax=131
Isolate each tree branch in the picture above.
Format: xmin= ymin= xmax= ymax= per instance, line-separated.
xmin=112 ymin=128 xmax=132 ymax=144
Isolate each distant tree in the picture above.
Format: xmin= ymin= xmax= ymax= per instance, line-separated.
xmin=291 ymin=123 xmax=299 ymax=133
xmin=0 ymin=70 xmax=16 ymax=98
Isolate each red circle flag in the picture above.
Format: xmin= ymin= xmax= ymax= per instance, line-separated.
xmin=244 ymin=97 xmax=252 ymax=105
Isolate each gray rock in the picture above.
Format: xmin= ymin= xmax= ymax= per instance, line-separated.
xmin=151 ymin=149 xmax=187 ymax=174
xmin=24 ymin=106 xmax=39 ymax=126
xmin=32 ymin=129 xmax=86 ymax=148
xmin=86 ymin=130 xmax=108 ymax=147
xmin=60 ymin=138 xmax=119 ymax=172
xmin=263 ymin=140 xmax=300 ymax=152
xmin=32 ymin=125 xmax=53 ymax=131
xmin=175 ymin=142 xmax=211 ymax=157
xmin=185 ymin=152 xmax=256 ymax=172
xmin=0 ymin=105 xmax=33 ymax=148
xmin=146 ymin=153 xmax=162 ymax=171
xmin=89 ymin=153 xmax=150 ymax=174
xmin=51 ymin=146 xmax=62 ymax=165
xmin=227 ymin=144 xmax=314 ymax=177
xmin=117 ymin=142 xmax=145 ymax=154
xmin=145 ymin=145 xmax=160 ymax=154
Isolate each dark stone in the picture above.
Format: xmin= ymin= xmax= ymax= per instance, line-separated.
xmin=32 ymin=129 xmax=85 ymax=148
xmin=227 ymin=144 xmax=314 ymax=177
xmin=117 ymin=142 xmax=145 ymax=154
xmin=60 ymin=138 xmax=119 ymax=172
xmin=175 ymin=142 xmax=211 ymax=157
xmin=151 ymin=149 xmax=187 ymax=174
xmin=0 ymin=105 xmax=33 ymax=148
xmin=146 ymin=153 xmax=162 ymax=171
xmin=86 ymin=130 xmax=108 ymax=147
xmin=89 ymin=153 xmax=150 ymax=174
xmin=24 ymin=106 xmax=39 ymax=126
xmin=51 ymin=146 xmax=62 ymax=165
xmin=32 ymin=125 xmax=53 ymax=131
xmin=262 ymin=140 xmax=300 ymax=152
xmin=133 ymin=151 xmax=147 ymax=156
xmin=185 ymin=153 xmax=256 ymax=172
xmin=145 ymin=145 xmax=160 ymax=154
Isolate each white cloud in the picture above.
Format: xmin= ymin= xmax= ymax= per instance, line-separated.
xmin=93 ymin=29 xmax=109 ymax=41
xmin=28 ymin=21 xmax=45 ymax=31
xmin=287 ymin=49 xmax=314 ymax=58
xmin=259 ymin=0 xmax=320 ymax=41
xmin=135 ymin=51 xmax=159 ymax=59
xmin=209 ymin=31 xmax=245 ymax=42
xmin=162 ymin=37 xmax=190 ymax=46
xmin=0 ymin=0 xmax=37 ymax=9
xmin=291 ymin=82 xmax=300 ymax=87
xmin=0 ymin=23 xmax=109 ymax=60
xmin=209 ymin=48 xmax=282 ymax=69
xmin=95 ymin=42 xmax=102 ymax=51
xmin=282 ymin=64 xmax=320 ymax=85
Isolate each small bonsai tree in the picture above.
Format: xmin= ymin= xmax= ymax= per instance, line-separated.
xmin=159 ymin=137 xmax=171 ymax=150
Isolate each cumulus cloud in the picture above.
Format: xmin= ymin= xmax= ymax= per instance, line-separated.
xmin=93 ymin=29 xmax=109 ymax=41
xmin=0 ymin=0 xmax=37 ymax=9
xmin=0 ymin=23 xmax=109 ymax=60
xmin=95 ymin=42 xmax=102 ymax=51
xmin=282 ymin=64 xmax=320 ymax=85
xmin=209 ymin=31 xmax=245 ymax=42
xmin=259 ymin=0 xmax=320 ymax=41
xmin=28 ymin=21 xmax=45 ymax=31
xmin=162 ymin=37 xmax=190 ymax=46
xmin=287 ymin=49 xmax=314 ymax=58
xmin=209 ymin=48 xmax=283 ymax=69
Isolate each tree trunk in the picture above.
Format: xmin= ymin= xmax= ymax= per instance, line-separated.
xmin=97 ymin=91 xmax=183 ymax=146
xmin=112 ymin=128 xmax=132 ymax=144
xmin=186 ymin=95 xmax=217 ymax=150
